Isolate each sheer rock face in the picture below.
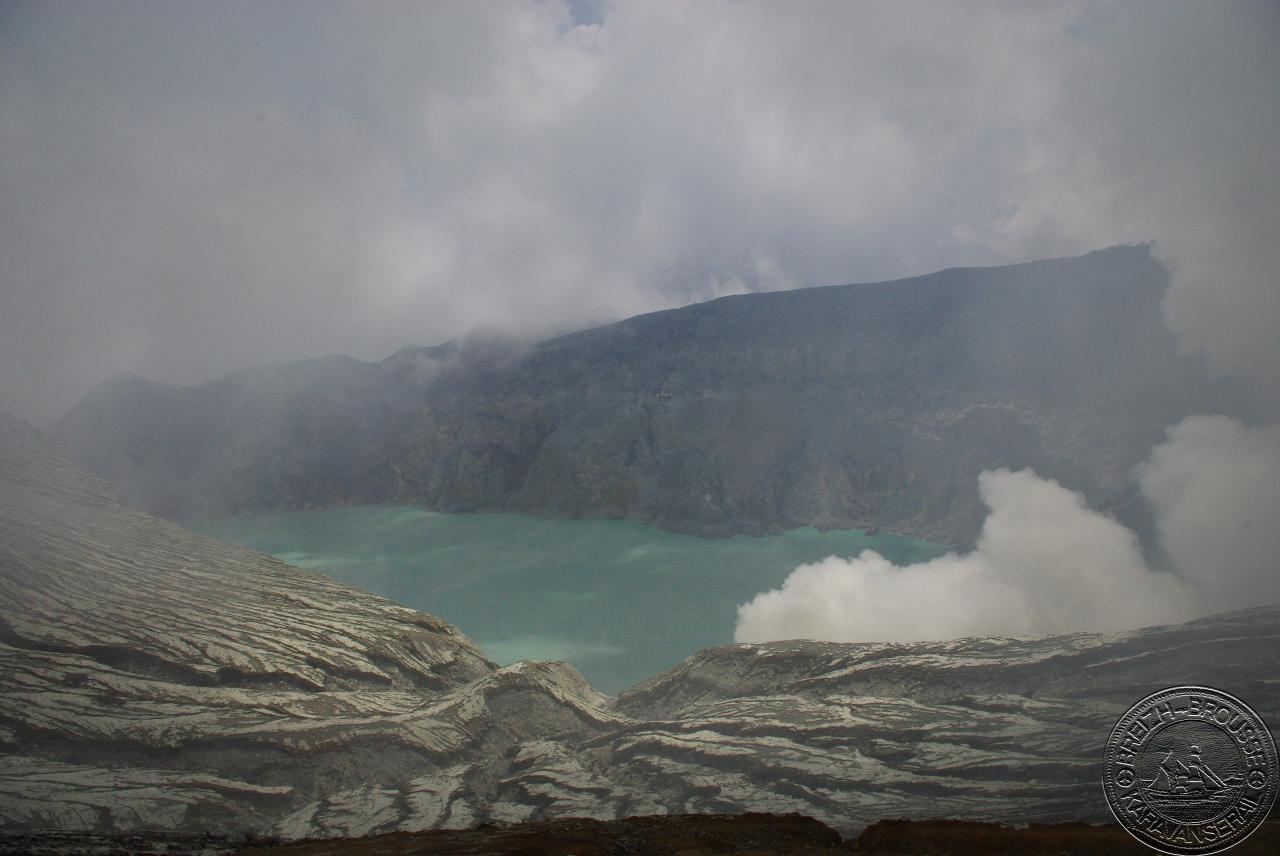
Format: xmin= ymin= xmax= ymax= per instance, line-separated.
xmin=3 ymin=412 xmax=1278 ymax=838
xmin=47 ymin=246 xmax=1266 ymax=545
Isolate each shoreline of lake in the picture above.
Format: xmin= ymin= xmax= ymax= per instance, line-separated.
xmin=190 ymin=506 xmax=951 ymax=694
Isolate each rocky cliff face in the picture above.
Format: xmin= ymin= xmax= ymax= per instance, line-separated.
xmin=3 ymin=413 xmax=1277 ymax=838
xmin=47 ymin=246 xmax=1265 ymax=545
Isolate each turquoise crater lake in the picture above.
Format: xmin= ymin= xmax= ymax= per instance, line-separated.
xmin=191 ymin=507 xmax=949 ymax=694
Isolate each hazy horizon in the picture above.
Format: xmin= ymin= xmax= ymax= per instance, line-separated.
xmin=33 ymin=242 xmax=1154 ymax=426
xmin=3 ymin=2 xmax=1278 ymax=424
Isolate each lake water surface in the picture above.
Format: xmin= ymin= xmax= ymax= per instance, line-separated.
xmin=192 ymin=507 xmax=949 ymax=693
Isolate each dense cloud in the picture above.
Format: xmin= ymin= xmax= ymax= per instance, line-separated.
xmin=736 ymin=417 xmax=1280 ymax=643
xmin=1 ymin=1 xmax=1276 ymax=422
xmin=1140 ymin=417 xmax=1280 ymax=614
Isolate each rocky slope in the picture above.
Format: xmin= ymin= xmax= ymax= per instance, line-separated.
xmin=47 ymin=246 xmax=1266 ymax=545
xmin=236 ymin=816 xmax=1280 ymax=856
xmin=3 ymin=412 xmax=1278 ymax=840
xmin=0 ymin=410 xmax=601 ymax=834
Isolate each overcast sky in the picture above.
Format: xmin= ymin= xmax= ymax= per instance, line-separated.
xmin=1 ymin=0 xmax=1277 ymax=424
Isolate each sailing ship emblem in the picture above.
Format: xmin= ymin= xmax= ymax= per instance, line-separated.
xmin=1142 ymin=744 xmax=1241 ymax=813
xmin=1103 ymin=686 xmax=1277 ymax=855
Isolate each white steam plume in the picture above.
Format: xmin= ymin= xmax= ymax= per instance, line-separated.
xmin=736 ymin=417 xmax=1280 ymax=643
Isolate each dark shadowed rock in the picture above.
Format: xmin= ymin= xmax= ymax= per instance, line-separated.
xmin=47 ymin=246 xmax=1268 ymax=545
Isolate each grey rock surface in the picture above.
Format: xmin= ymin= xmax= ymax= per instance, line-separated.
xmin=46 ymin=246 xmax=1267 ymax=545
xmin=3 ymin=412 xmax=1277 ymax=838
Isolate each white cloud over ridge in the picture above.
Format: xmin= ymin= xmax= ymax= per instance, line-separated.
xmin=1 ymin=1 xmax=1277 ymax=421
xmin=736 ymin=417 xmax=1280 ymax=644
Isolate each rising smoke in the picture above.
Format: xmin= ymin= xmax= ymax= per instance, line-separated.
xmin=736 ymin=417 xmax=1280 ymax=643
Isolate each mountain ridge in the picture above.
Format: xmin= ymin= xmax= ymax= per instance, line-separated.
xmin=47 ymin=245 xmax=1267 ymax=545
